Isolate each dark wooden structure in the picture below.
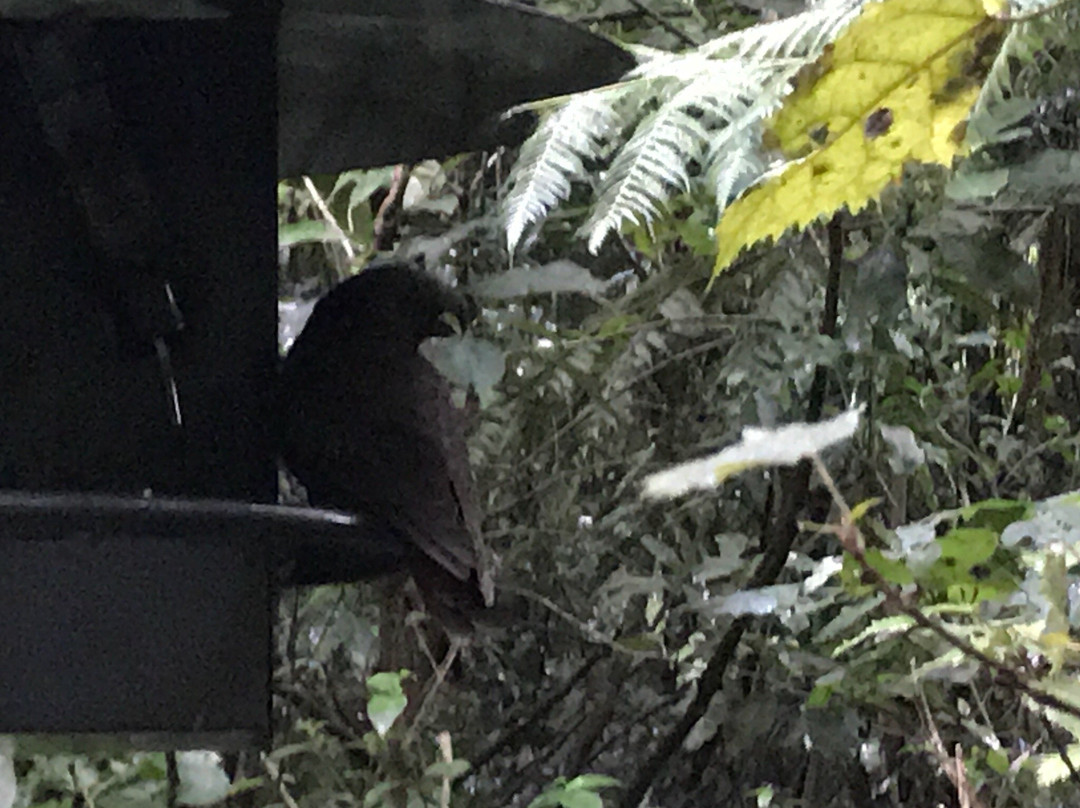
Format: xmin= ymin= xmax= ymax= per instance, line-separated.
xmin=0 ymin=1 xmax=630 ymax=748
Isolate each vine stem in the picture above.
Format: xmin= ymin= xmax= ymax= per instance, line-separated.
xmin=813 ymin=454 xmax=1080 ymax=725
xmin=616 ymin=215 xmax=845 ymax=808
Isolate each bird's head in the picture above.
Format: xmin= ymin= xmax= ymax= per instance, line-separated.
xmin=296 ymin=263 xmax=477 ymax=353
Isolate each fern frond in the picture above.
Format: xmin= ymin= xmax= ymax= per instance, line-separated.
xmin=971 ymin=1 xmax=1080 ymax=135
xmin=699 ymin=0 xmax=862 ymax=61
xmin=504 ymin=0 xmax=865 ymax=254
xmin=503 ymin=85 xmax=632 ymax=255
xmin=703 ymin=65 xmax=802 ymax=199
xmin=583 ymin=0 xmax=859 ymax=252
xmin=583 ymin=63 xmax=781 ymax=252
xmin=1010 ymin=0 xmax=1078 ymax=14
xmin=709 ymin=142 xmax=769 ymax=211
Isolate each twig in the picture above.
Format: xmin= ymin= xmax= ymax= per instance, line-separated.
xmin=816 ymin=448 xmax=1080 ymax=726
xmin=437 ymin=732 xmax=454 ymax=808
xmin=302 ymin=175 xmax=355 ymax=263
xmin=617 ymin=214 xmax=843 ymax=808
xmin=624 ymin=0 xmax=699 ymax=46
xmin=263 ymin=756 xmax=301 ymax=808
xmin=373 ymin=164 xmax=410 ymax=251
xmin=501 ymin=584 xmax=662 ymax=658
xmin=916 ymin=687 xmax=987 ymax=808
xmin=275 ymin=681 xmax=369 ymax=746
xmin=405 ymin=638 xmax=462 ymax=747
xmin=487 ymin=334 xmax=730 ymax=517
xmin=849 ymin=543 xmax=1080 ymax=724
xmin=166 ymin=752 xmax=179 ymax=808
xmin=1041 ymin=711 xmax=1080 ymax=787
xmin=473 ymin=650 xmax=607 ymax=770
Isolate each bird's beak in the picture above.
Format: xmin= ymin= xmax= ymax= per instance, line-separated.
xmin=437 ymin=311 xmax=465 ymax=337
xmin=435 ymin=294 xmax=477 ymax=337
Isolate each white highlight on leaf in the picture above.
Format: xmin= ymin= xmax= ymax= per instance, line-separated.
xmin=0 ymin=738 xmax=14 ymax=808
xmin=878 ymin=424 xmax=925 ymax=475
xmin=1001 ymin=492 xmax=1080 ymax=549
xmin=804 ymin=556 xmax=843 ymax=592
xmin=716 ymin=583 xmax=800 ymax=616
xmin=471 ymin=260 xmax=609 ymax=299
xmin=175 ymin=751 xmax=230 ymax=807
xmin=422 ymin=334 xmax=506 ymax=409
xmin=641 ymin=406 xmax=863 ymax=499
xmin=893 ymin=522 xmax=940 ymax=576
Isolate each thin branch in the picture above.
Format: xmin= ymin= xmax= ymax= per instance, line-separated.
xmin=916 ymin=687 xmax=987 ymax=808
xmin=263 ymin=756 xmax=301 ymax=808
xmin=405 ymin=638 xmax=462 ymax=746
xmin=573 ymin=7 xmax=694 ymax=24
xmin=813 ymin=449 xmax=1080 ymax=727
xmin=501 ymin=584 xmax=663 ymax=658
xmin=302 ymin=175 xmax=355 ymax=264
xmin=373 ymin=164 xmax=410 ymax=251
xmin=616 ymin=215 xmax=843 ymax=808
xmin=275 ymin=681 xmax=369 ymax=746
xmin=1040 ymin=711 xmax=1080 ymax=788
xmin=624 ymin=0 xmax=701 ymax=47
xmin=437 ymin=732 xmax=454 ymax=808
xmin=472 ymin=650 xmax=607 ymax=771
xmin=847 ymin=542 xmax=1080 ymax=725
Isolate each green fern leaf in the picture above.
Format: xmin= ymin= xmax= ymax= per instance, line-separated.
xmin=504 ymin=87 xmax=629 ymax=255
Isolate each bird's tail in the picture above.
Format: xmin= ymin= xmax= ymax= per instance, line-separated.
xmin=408 ymin=554 xmax=493 ymax=636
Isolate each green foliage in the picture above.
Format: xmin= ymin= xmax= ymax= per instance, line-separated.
xmin=505 ymin=0 xmax=1075 ymax=271
xmin=366 ymin=670 xmax=410 ymax=738
xmin=527 ymin=774 xmax=620 ymax=808
xmin=504 ymin=0 xmax=862 ymax=257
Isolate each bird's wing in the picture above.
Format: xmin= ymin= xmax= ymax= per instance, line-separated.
xmin=283 ymin=353 xmax=480 ymax=584
xmin=411 ymin=356 xmax=482 ymax=539
xmin=408 ymin=355 xmax=495 ymax=607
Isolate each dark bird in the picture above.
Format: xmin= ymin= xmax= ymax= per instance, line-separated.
xmin=279 ymin=263 xmax=492 ymax=619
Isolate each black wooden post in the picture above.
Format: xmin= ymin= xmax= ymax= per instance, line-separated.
xmin=0 ymin=11 xmax=279 ymax=748
xmin=0 ymin=0 xmax=631 ymax=749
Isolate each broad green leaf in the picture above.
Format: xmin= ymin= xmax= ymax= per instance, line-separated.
xmin=559 ymin=791 xmax=603 ymax=808
xmin=363 ymin=782 xmax=398 ymax=808
xmin=936 ymin=527 xmax=998 ymax=568
xmin=279 ymin=219 xmax=337 ymax=248
xmin=424 ymin=759 xmax=471 ymax=780
xmin=864 ymin=548 xmax=915 ymax=586
xmin=806 ymin=684 xmax=833 ymax=707
xmin=957 ymin=498 xmax=1033 ymax=532
xmin=367 ymin=694 xmax=407 ymax=737
xmin=564 ymin=775 xmax=620 ymax=791
xmin=367 ymin=670 xmax=409 ymax=737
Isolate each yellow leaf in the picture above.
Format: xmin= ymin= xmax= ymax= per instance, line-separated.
xmin=849 ymin=497 xmax=882 ymax=523
xmin=714 ymin=0 xmax=1004 ymax=273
